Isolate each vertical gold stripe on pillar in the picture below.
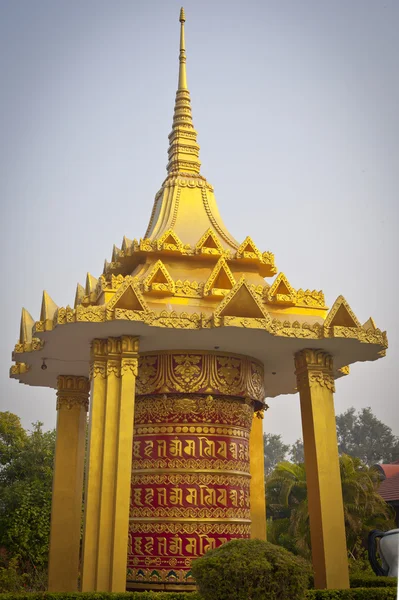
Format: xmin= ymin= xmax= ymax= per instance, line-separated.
xmin=48 ymin=375 xmax=89 ymax=592
xmin=110 ymin=336 xmax=139 ymax=591
xmin=95 ymin=338 xmax=122 ymax=590
xmin=249 ymin=410 xmax=267 ymax=540
xmin=81 ymin=340 xmax=107 ymax=592
xmin=295 ymin=349 xmax=349 ymax=590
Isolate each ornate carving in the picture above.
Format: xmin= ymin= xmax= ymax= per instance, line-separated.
xmin=195 ymin=228 xmax=224 ymax=256
xmin=135 ymin=351 xmax=265 ymax=402
xmin=130 ymin=522 xmax=250 ymax=536
xmin=204 ymin=258 xmax=235 ymax=297
xmin=294 ymin=349 xmax=335 ymax=393
xmin=266 ymin=273 xmax=297 ymax=306
xmin=107 ymin=359 xmax=121 ymax=377
xmin=56 ymin=375 xmax=90 ymax=411
xmin=134 ymin=394 xmax=254 ymax=429
xmin=174 ymin=279 xmax=204 ymax=298
xmin=296 ymin=288 xmax=326 ymax=308
xmin=235 ymin=236 xmax=262 ymax=262
xmin=156 ymin=230 xmax=184 ymax=254
xmin=143 ymin=260 xmax=175 ymax=295
xmin=214 ymin=278 xmax=272 ymax=326
xmin=121 ymin=358 xmax=139 ymax=377
xmin=10 ymin=362 xmax=30 ymax=376
xmin=324 ymin=295 xmax=361 ymax=329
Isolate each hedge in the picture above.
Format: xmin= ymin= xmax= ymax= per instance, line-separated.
xmin=307 ymin=590 xmax=397 ymax=600
xmin=0 ymin=589 xmax=397 ymax=600
xmin=0 ymin=594 xmax=201 ymax=600
xmin=350 ymin=577 xmax=397 ymax=588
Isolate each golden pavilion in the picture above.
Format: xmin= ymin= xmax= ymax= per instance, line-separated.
xmin=10 ymin=8 xmax=387 ymax=594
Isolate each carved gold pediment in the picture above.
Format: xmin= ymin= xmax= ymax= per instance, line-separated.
xmin=204 ymin=258 xmax=236 ymax=298
xmin=266 ymin=273 xmax=297 ymax=305
xmin=143 ymin=260 xmax=175 ymax=295
xmin=107 ymin=277 xmax=149 ymax=313
xmin=324 ymin=295 xmax=361 ymax=329
xmin=195 ymin=228 xmax=224 ymax=257
xmin=214 ymin=278 xmax=272 ymax=325
xmin=235 ymin=236 xmax=263 ymax=263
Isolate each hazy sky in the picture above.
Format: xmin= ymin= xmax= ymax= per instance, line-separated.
xmin=1 ymin=0 xmax=398 ymax=445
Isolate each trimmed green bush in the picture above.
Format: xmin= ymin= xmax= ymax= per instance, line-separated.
xmin=350 ymin=577 xmax=397 ymax=588
xmin=307 ymin=590 xmax=397 ymax=600
xmin=191 ymin=538 xmax=311 ymax=600
xmin=0 ymin=594 xmax=201 ymax=600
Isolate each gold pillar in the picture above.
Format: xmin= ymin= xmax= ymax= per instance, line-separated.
xmin=81 ymin=340 xmax=107 ymax=591
xmin=249 ymin=410 xmax=266 ymax=540
xmin=295 ymin=349 xmax=349 ymax=590
xmin=48 ymin=375 xmax=89 ymax=592
xmin=81 ymin=336 xmax=139 ymax=592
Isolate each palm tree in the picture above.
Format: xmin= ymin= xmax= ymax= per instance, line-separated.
xmin=266 ymin=454 xmax=395 ymax=559
xmin=339 ymin=454 xmax=395 ymax=555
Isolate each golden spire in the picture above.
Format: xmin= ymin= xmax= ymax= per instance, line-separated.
xmin=178 ymin=7 xmax=187 ymax=90
xmin=166 ymin=7 xmax=201 ymax=177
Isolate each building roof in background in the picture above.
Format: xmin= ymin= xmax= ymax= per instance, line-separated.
xmin=378 ymin=471 xmax=399 ymax=503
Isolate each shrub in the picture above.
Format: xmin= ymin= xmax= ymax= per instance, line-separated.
xmin=0 ymin=593 xmax=201 ymax=600
xmin=350 ymin=577 xmax=397 ymax=588
xmin=307 ymin=590 xmax=397 ymax=600
xmin=191 ymin=537 xmax=311 ymax=600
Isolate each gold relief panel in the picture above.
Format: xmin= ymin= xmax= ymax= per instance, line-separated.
xmin=136 ymin=351 xmax=265 ymax=403
xmin=134 ymin=394 xmax=254 ymax=429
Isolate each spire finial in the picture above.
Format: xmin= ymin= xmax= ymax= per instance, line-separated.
xmin=178 ymin=7 xmax=187 ymax=90
xmin=163 ymin=7 xmax=201 ymax=178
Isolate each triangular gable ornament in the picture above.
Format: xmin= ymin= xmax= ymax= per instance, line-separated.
xmin=195 ymin=228 xmax=224 ymax=257
xmin=266 ymin=273 xmax=297 ymax=305
xmin=156 ymin=229 xmax=184 ymax=254
xmin=362 ymin=317 xmax=377 ymax=331
xmin=143 ymin=260 xmax=175 ymax=295
xmin=214 ymin=277 xmax=272 ymax=326
xmin=324 ymin=295 xmax=361 ymax=329
xmin=204 ymin=258 xmax=236 ymax=297
xmin=107 ymin=276 xmax=149 ymax=314
xmin=235 ymin=236 xmax=262 ymax=262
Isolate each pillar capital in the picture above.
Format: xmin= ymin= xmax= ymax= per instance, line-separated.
xmin=121 ymin=335 xmax=139 ymax=356
xmin=294 ymin=349 xmax=335 ymax=393
xmin=90 ymin=340 xmax=108 ymax=380
xmin=56 ymin=375 xmax=90 ymax=412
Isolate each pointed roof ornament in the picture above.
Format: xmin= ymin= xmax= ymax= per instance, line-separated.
xmin=166 ymin=7 xmax=201 ymax=177
xmin=74 ymin=283 xmax=85 ymax=308
xmin=178 ymin=7 xmax=187 ymax=91
xmin=40 ymin=291 xmax=58 ymax=322
xmin=19 ymin=308 xmax=35 ymax=344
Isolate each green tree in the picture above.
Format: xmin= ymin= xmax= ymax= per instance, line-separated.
xmin=263 ymin=433 xmax=289 ymax=476
xmin=266 ymin=455 xmax=395 ymax=559
xmin=290 ymin=439 xmax=304 ymax=463
xmin=287 ymin=407 xmax=399 ymax=467
xmin=336 ymin=407 xmax=399 ymax=465
xmin=0 ymin=412 xmax=55 ymax=567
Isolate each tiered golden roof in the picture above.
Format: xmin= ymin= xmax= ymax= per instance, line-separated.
xmin=10 ymin=9 xmax=387 ymax=398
